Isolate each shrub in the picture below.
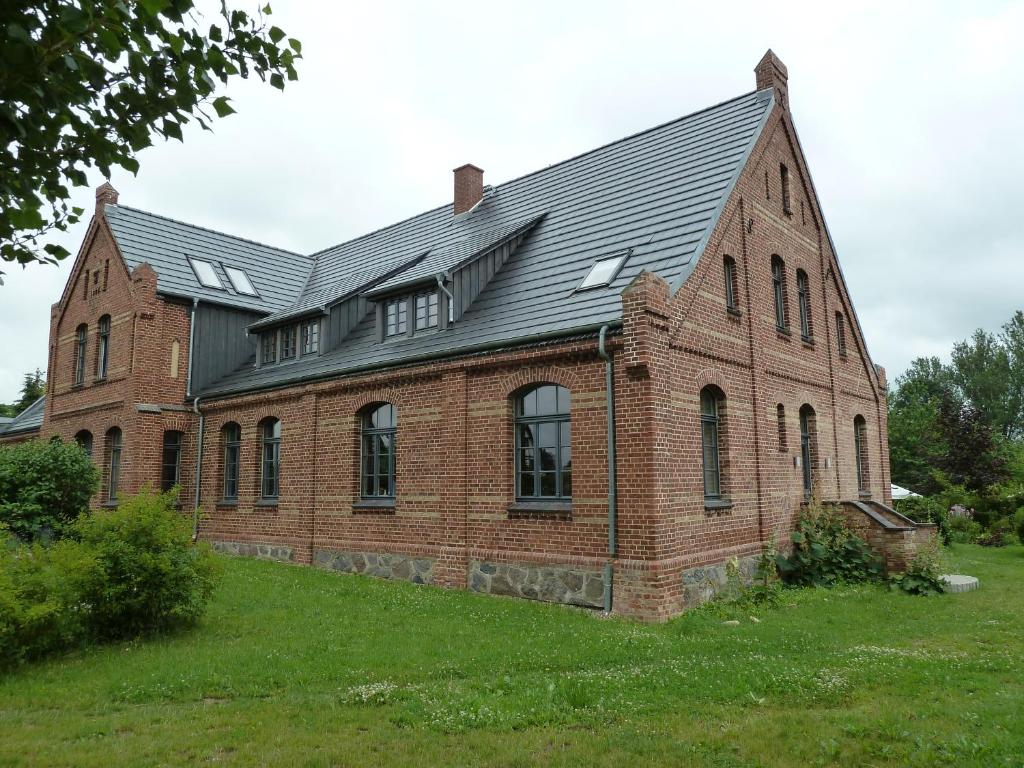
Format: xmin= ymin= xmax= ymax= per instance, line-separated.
xmin=894 ymin=496 xmax=951 ymax=546
xmin=69 ymin=488 xmax=221 ymax=639
xmin=0 ymin=438 xmax=98 ymax=542
xmin=776 ymin=501 xmax=884 ymax=586
xmin=0 ymin=490 xmax=220 ymax=667
xmin=947 ymin=515 xmax=982 ymax=544
xmin=891 ymin=540 xmax=946 ymax=596
xmin=1016 ymin=509 xmax=1024 ymax=546
xmin=977 ymin=517 xmax=1014 ymax=548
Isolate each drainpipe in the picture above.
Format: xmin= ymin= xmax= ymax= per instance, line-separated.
xmin=192 ymin=396 xmax=204 ymax=541
xmin=598 ymin=325 xmax=617 ymax=613
xmin=436 ymin=273 xmax=455 ymax=324
xmin=185 ymin=298 xmax=198 ymax=398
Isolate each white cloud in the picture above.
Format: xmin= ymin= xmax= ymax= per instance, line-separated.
xmin=2 ymin=0 xmax=1022 ymax=399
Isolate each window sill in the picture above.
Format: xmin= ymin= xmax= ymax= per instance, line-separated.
xmin=507 ymin=501 xmax=572 ymax=520
xmin=776 ymin=327 xmax=791 ymax=339
xmin=858 ymin=490 xmax=872 ymax=500
xmin=838 ymin=351 xmax=849 ymax=360
xmin=726 ymin=307 xmax=742 ymax=318
xmin=704 ymin=498 xmax=733 ymax=512
xmin=216 ymin=499 xmax=238 ymax=508
xmin=352 ymin=498 xmax=396 ymax=514
xmin=801 ymin=336 xmax=815 ymax=348
xmin=92 ymin=376 xmax=107 ymax=385
xmin=101 ymin=501 xmax=119 ymax=509
xmin=255 ymin=499 xmax=278 ymax=509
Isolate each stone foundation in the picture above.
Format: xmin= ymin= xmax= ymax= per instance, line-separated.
xmin=213 ymin=540 xmax=294 ymax=563
xmin=681 ymin=554 xmax=761 ymax=608
xmin=468 ymin=559 xmax=605 ymax=608
xmin=313 ymin=549 xmax=435 ymax=585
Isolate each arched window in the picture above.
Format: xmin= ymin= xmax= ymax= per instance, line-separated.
xmin=222 ymin=422 xmax=241 ymax=501
xmin=799 ymin=405 xmax=817 ymax=498
xmin=796 ymin=269 xmax=812 ymax=341
xmin=106 ymin=427 xmax=122 ymax=503
xmin=161 ymin=430 xmax=183 ymax=491
xmin=74 ymin=324 xmax=88 ymax=385
xmin=776 ymin=404 xmax=787 ymax=452
xmin=515 ymin=384 xmax=571 ymax=500
xmin=771 ymin=256 xmax=788 ymax=331
xmin=700 ymin=387 xmax=724 ymax=500
xmin=723 ymin=256 xmax=738 ymax=312
xmin=75 ymin=429 xmax=93 ymax=459
xmin=260 ymin=418 xmax=281 ymax=500
xmin=360 ymin=403 xmax=397 ymax=499
xmin=96 ymin=315 xmax=110 ymax=379
xmin=854 ymin=416 xmax=869 ymax=493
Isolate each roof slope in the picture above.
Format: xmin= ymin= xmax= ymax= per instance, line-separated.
xmin=104 ymin=205 xmax=313 ymax=313
xmin=199 ymin=88 xmax=773 ymax=397
xmin=0 ymin=396 xmax=44 ymax=436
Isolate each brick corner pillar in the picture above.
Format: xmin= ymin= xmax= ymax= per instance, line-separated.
xmin=435 ymin=368 xmax=470 ymax=588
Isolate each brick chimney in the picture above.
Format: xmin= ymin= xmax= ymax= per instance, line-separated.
xmin=95 ymin=182 xmax=119 ymax=215
xmin=453 ymin=164 xmax=484 ymax=215
xmin=755 ymin=49 xmax=789 ymax=110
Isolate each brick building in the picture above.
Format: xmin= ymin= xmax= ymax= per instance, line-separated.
xmin=22 ymin=51 xmax=927 ymax=619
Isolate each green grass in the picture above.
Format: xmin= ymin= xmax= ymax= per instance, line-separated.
xmin=1 ymin=545 xmax=1022 ymax=767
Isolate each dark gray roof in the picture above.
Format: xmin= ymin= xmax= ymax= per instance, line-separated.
xmin=104 ymin=205 xmax=313 ymax=313
xmin=364 ymin=213 xmax=545 ymax=296
xmin=198 ymin=88 xmax=774 ymax=397
xmin=0 ymin=396 xmax=44 ymax=436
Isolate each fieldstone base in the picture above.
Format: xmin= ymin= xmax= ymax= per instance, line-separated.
xmin=681 ymin=554 xmax=761 ymax=607
xmin=468 ymin=559 xmax=605 ymax=608
xmin=941 ymin=574 xmax=979 ymax=593
xmin=212 ymin=540 xmax=294 ymax=563
xmin=313 ymin=549 xmax=435 ymax=585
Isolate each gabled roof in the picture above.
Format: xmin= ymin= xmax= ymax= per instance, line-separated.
xmin=0 ymin=396 xmax=44 ymax=436
xmin=198 ymin=88 xmax=774 ymax=397
xmin=104 ymin=205 xmax=313 ymax=313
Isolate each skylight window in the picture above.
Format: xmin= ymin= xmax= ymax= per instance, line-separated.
xmin=225 ymin=266 xmax=258 ymax=296
xmin=188 ymin=258 xmax=223 ymax=289
xmin=578 ymin=253 xmax=629 ymax=290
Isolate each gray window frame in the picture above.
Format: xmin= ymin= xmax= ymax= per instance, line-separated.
xmin=771 ymin=256 xmax=788 ymax=332
xmin=74 ymin=324 xmax=87 ymax=385
xmin=796 ymin=269 xmax=812 ymax=341
xmin=107 ymin=428 xmax=122 ymax=503
xmin=700 ymin=388 xmax=722 ymax=500
xmin=360 ymin=404 xmax=396 ymax=499
xmin=97 ymin=315 xmax=110 ymax=379
xmin=800 ymin=405 xmax=816 ymax=498
xmin=514 ymin=385 xmax=572 ymax=501
xmin=260 ymin=419 xmax=281 ymax=500
xmin=414 ymin=291 xmax=439 ymax=330
xmin=854 ymin=416 xmax=868 ymax=492
xmin=385 ymin=298 xmax=407 ymax=337
xmin=301 ymin=319 xmax=320 ymax=355
xmin=161 ymin=430 xmax=183 ymax=491
xmin=280 ymin=325 xmax=297 ymax=360
xmin=723 ymin=256 xmax=738 ymax=311
xmin=260 ymin=331 xmax=277 ymax=365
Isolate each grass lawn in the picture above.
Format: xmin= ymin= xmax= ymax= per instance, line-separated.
xmin=1 ymin=544 xmax=1021 ymax=767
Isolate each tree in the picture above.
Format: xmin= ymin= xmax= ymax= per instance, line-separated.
xmin=14 ymin=368 xmax=45 ymax=413
xmin=934 ymin=396 xmax=1009 ymax=493
xmin=950 ymin=329 xmax=1015 ymax=439
xmin=0 ymin=0 xmax=300 ymax=277
xmin=888 ymin=357 xmax=954 ymax=494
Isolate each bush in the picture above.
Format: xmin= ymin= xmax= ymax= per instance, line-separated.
xmin=1016 ymin=509 xmax=1024 ymax=546
xmin=890 ymin=540 xmax=946 ymax=595
xmin=70 ymin=488 xmax=221 ymax=638
xmin=894 ymin=496 xmax=951 ymax=546
xmin=776 ymin=501 xmax=884 ymax=586
xmin=977 ymin=517 xmax=1014 ymax=548
xmin=0 ymin=490 xmax=220 ymax=667
xmin=947 ymin=515 xmax=983 ymax=544
xmin=0 ymin=438 xmax=98 ymax=542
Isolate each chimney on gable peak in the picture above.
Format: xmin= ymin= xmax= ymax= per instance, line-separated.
xmin=453 ymin=164 xmax=484 ymax=215
xmin=95 ymin=182 xmax=119 ymax=215
xmin=755 ymin=49 xmax=789 ymax=110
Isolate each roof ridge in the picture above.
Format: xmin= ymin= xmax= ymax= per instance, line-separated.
xmin=108 ymin=204 xmax=310 ymax=259
xmin=307 ymin=88 xmax=763 ymax=261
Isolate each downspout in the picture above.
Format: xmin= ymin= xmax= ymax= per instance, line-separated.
xmin=192 ymin=396 xmax=204 ymax=541
xmin=436 ymin=273 xmax=455 ymax=323
xmin=598 ymin=325 xmax=617 ymax=613
xmin=185 ymin=298 xmax=198 ymax=398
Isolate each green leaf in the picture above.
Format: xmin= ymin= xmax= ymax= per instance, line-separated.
xmin=268 ymin=26 xmax=285 ymax=43
xmin=288 ymin=38 xmax=302 ymax=54
xmin=211 ymin=96 xmax=235 ymax=118
xmin=161 ymin=119 xmax=183 ymax=141
xmin=269 ymin=73 xmax=284 ymax=90
xmin=63 ymin=54 xmax=78 ymax=71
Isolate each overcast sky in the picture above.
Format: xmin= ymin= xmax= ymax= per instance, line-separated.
xmin=2 ymin=0 xmax=1022 ymax=402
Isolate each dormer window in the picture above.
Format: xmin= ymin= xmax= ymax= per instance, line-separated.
xmin=578 ymin=252 xmax=628 ymax=290
xmin=225 ymin=266 xmax=258 ymax=296
xmin=280 ymin=326 xmax=297 ymax=360
xmin=188 ymin=258 xmax=223 ymax=289
xmin=385 ymin=298 xmax=407 ymax=337
xmin=301 ymin=319 xmax=319 ymax=355
xmin=260 ymin=331 xmax=277 ymax=364
xmin=414 ymin=291 xmax=439 ymax=330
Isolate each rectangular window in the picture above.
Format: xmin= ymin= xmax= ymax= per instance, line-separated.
xmin=385 ymin=298 xmax=407 ymax=337
xmin=260 ymin=332 xmax=277 ymax=364
xmin=723 ymin=257 xmax=737 ymax=311
xmin=772 ymin=258 xmax=788 ymax=331
xmin=97 ymin=315 xmax=110 ymax=379
xmin=161 ymin=431 xmax=182 ymax=491
xmin=836 ymin=312 xmax=848 ymax=356
xmin=797 ymin=270 xmax=812 ymax=341
xmin=414 ymin=291 xmax=439 ymax=330
xmin=280 ymin=326 xmax=297 ymax=360
xmin=579 ymin=253 xmax=628 ymax=290
xmin=301 ymin=319 xmax=320 ymax=355
xmin=188 ymin=258 xmax=224 ymax=289
xmin=224 ymin=266 xmax=258 ymax=296
xmin=74 ymin=326 xmax=87 ymax=386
